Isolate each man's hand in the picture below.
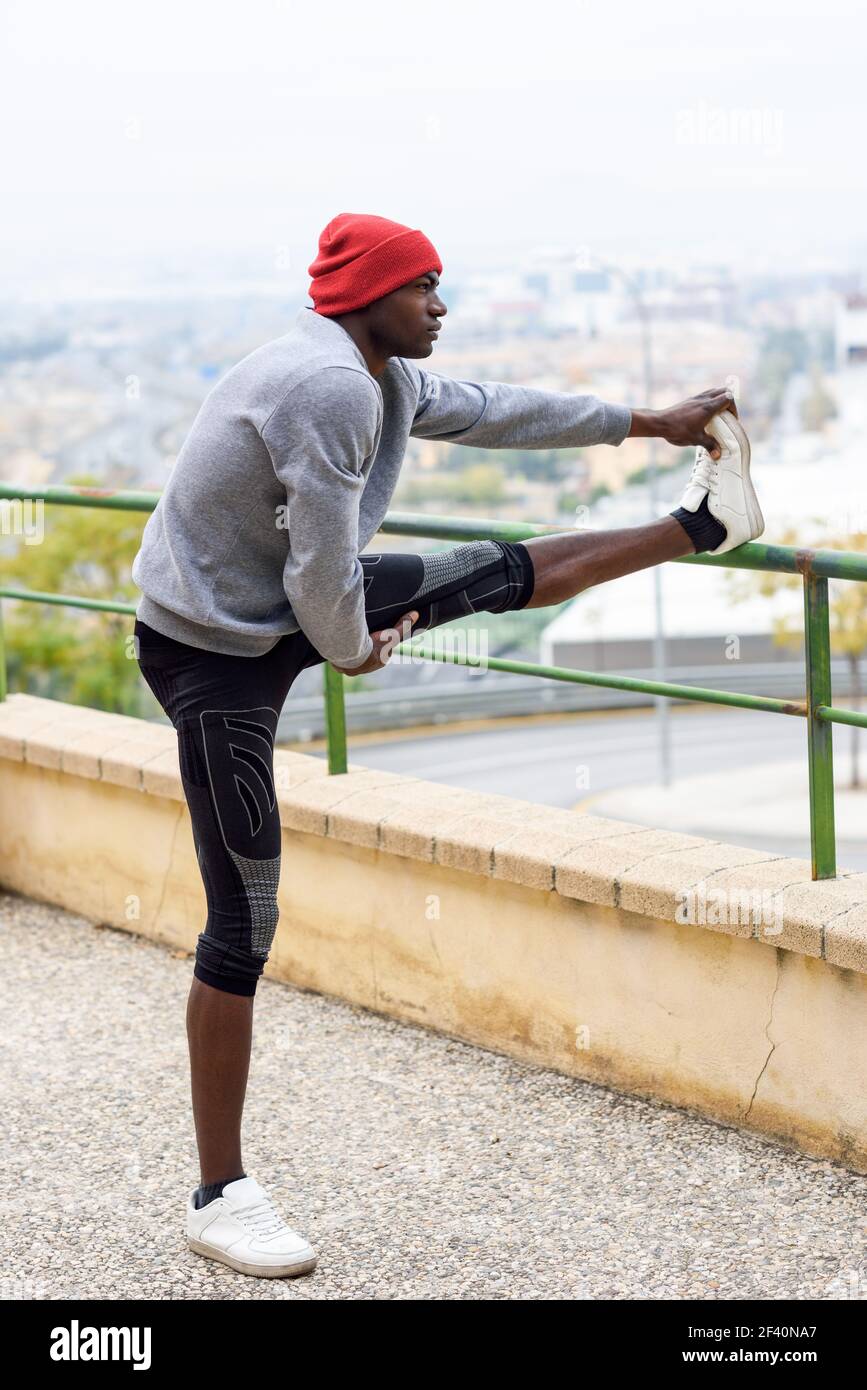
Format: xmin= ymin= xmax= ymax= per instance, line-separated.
xmin=628 ymin=387 xmax=738 ymax=459
xmin=329 ymin=610 xmax=419 ymax=677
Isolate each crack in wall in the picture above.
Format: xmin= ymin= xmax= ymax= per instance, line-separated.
xmin=745 ymin=951 xmax=782 ymax=1119
xmin=427 ymin=922 xmax=442 ymax=971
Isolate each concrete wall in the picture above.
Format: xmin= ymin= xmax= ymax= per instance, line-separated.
xmin=1 ymin=693 xmax=866 ymax=1173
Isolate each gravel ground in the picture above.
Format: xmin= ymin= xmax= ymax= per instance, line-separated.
xmin=1 ymin=889 xmax=865 ymax=1302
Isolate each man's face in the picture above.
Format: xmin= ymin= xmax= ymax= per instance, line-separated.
xmin=365 ymin=270 xmax=447 ymax=359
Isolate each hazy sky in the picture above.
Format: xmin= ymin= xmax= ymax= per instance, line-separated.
xmin=2 ymin=0 xmax=866 ymax=291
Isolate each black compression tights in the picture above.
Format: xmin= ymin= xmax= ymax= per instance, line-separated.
xmin=135 ymin=540 xmax=535 ymax=997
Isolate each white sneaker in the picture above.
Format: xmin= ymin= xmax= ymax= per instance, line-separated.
xmin=677 ymin=410 xmax=764 ymax=554
xmin=187 ymin=1176 xmax=318 ymax=1278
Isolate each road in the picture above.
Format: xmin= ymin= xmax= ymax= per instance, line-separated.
xmin=340 ymin=704 xmax=803 ymax=804
xmin=324 ymin=704 xmax=867 ymax=868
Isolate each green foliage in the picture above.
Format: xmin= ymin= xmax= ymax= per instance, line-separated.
xmin=1 ymin=475 xmax=149 ymax=714
xmin=727 ymin=526 xmax=867 ymax=656
xmin=556 ymin=490 xmax=583 ymax=516
xmin=589 ymin=481 xmax=612 ymax=504
xmin=396 ymin=462 xmax=507 ymax=507
xmin=727 ymin=527 xmax=867 ymax=787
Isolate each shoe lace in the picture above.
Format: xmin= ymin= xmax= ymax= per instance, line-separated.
xmin=688 ymin=448 xmax=718 ymax=491
xmin=232 ymin=1196 xmax=292 ymax=1241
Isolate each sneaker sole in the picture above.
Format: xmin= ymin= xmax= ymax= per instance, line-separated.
xmin=723 ymin=410 xmax=764 ymax=538
xmin=188 ymin=1236 xmax=318 ymax=1278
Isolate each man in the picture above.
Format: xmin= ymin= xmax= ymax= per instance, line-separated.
xmin=131 ymin=212 xmax=763 ymax=1279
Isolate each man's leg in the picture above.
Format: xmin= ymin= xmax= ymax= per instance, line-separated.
xmin=520 ymin=515 xmax=695 ymax=609
xmin=138 ymin=623 xmax=319 ymax=1275
xmin=135 ymin=623 xmax=308 ymax=1192
xmin=186 ymin=979 xmax=252 ymax=1187
xmin=297 ymin=511 xmax=708 ymax=663
xmin=179 ymin=693 xmax=295 ymax=1191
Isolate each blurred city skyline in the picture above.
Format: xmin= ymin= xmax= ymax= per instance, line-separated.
xmin=2 ymin=0 xmax=866 ymax=300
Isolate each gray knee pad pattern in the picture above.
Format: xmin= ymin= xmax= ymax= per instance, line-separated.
xmin=227 ymin=847 xmax=281 ymax=957
xmin=414 ymin=540 xmax=504 ymax=600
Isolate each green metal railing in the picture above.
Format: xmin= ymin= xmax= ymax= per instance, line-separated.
xmin=2 ymin=481 xmax=866 ymax=880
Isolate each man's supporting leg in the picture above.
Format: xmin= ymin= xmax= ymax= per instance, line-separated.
xmin=520 ymin=515 xmax=699 ymax=609
xmin=179 ymin=694 xmax=295 ymax=1191
xmin=136 ymin=624 xmax=309 ymax=1195
xmin=187 ymin=978 xmax=252 ymax=1188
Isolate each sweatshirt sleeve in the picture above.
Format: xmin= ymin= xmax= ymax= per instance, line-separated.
xmin=407 ymin=365 xmax=632 ymax=448
xmin=261 ymin=367 xmax=381 ymax=670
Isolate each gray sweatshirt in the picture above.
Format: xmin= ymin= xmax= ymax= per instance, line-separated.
xmin=132 ymin=306 xmax=632 ymax=667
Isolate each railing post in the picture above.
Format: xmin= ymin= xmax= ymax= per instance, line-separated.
xmin=0 ymin=599 xmax=6 ymax=702
xmin=323 ymin=661 xmax=348 ymax=774
xmin=804 ymin=572 xmax=836 ymax=879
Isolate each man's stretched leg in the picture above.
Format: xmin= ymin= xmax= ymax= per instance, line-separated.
xmin=520 ymin=410 xmax=757 ymax=604
xmin=521 ymin=515 xmax=695 ymax=609
xmin=300 ymin=509 xmax=723 ymax=685
xmin=316 ymin=405 xmax=758 ymax=675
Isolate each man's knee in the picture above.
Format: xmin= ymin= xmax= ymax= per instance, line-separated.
xmin=455 ymin=539 xmax=535 ymax=614
xmin=491 ymin=540 xmax=535 ymax=611
xmin=415 ymin=539 xmax=535 ymax=615
xmin=193 ymin=930 xmax=273 ymax=997
xmin=192 ymin=849 xmax=281 ymax=997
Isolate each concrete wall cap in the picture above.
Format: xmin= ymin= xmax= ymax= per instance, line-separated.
xmin=4 ymin=694 xmax=867 ymax=972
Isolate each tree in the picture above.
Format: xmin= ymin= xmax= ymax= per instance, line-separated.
xmin=727 ymin=526 xmax=867 ymax=788
xmin=1 ymin=474 xmax=150 ymax=714
xmin=447 ymin=463 xmax=507 ymax=505
xmin=397 ymin=463 xmax=507 ymax=507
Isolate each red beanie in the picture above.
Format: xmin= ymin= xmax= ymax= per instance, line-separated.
xmin=307 ymin=212 xmax=442 ymax=316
